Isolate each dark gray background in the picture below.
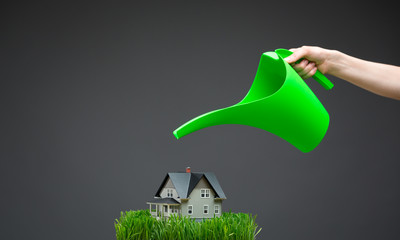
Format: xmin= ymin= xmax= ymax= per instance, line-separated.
xmin=1 ymin=1 xmax=399 ymax=240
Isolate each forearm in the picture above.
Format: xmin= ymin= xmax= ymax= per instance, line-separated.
xmin=327 ymin=51 xmax=400 ymax=100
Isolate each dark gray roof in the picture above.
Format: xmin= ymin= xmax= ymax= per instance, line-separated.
xmin=146 ymin=197 xmax=180 ymax=205
xmin=155 ymin=172 xmax=226 ymax=199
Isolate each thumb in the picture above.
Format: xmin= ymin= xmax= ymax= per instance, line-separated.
xmin=284 ymin=48 xmax=308 ymax=64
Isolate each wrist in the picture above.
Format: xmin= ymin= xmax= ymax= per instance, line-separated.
xmin=325 ymin=50 xmax=346 ymax=76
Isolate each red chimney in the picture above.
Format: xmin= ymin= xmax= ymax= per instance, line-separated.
xmin=186 ymin=167 xmax=191 ymax=173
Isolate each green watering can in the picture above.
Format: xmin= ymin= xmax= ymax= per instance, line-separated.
xmin=173 ymin=49 xmax=334 ymax=152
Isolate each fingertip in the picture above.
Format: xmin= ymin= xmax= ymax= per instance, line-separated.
xmin=284 ymin=50 xmax=304 ymax=64
xmin=310 ymin=66 xmax=318 ymax=76
xmin=284 ymin=56 xmax=293 ymax=63
xmin=283 ymin=48 xmax=298 ymax=63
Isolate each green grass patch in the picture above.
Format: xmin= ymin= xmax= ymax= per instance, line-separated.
xmin=115 ymin=209 xmax=262 ymax=240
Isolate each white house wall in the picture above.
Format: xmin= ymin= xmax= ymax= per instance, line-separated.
xmin=180 ymin=177 xmax=222 ymax=219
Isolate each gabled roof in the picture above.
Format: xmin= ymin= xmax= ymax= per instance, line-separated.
xmin=155 ymin=172 xmax=226 ymax=199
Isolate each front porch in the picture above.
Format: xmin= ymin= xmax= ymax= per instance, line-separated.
xmin=146 ymin=198 xmax=181 ymax=218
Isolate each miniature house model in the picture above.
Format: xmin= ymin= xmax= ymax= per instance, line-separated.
xmin=146 ymin=167 xmax=226 ymax=220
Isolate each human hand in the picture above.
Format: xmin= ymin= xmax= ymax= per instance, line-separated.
xmin=285 ymin=46 xmax=400 ymax=100
xmin=284 ymin=46 xmax=333 ymax=79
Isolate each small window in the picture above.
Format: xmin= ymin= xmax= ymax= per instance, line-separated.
xmin=188 ymin=205 xmax=193 ymax=215
xmin=200 ymin=189 xmax=210 ymax=198
xmin=166 ymin=188 xmax=173 ymax=197
xmin=214 ymin=205 xmax=219 ymax=214
xmin=171 ymin=206 xmax=178 ymax=213
xmin=203 ymin=205 xmax=209 ymax=214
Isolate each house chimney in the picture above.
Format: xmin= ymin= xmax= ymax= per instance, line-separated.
xmin=186 ymin=167 xmax=191 ymax=173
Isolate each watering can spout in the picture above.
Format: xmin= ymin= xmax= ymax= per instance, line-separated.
xmin=173 ymin=107 xmax=238 ymax=139
xmin=173 ymin=49 xmax=332 ymax=152
xmin=173 ymin=52 xmax=283 ymax=140
xmin=173 ymin=113 xmax=212 ymax=139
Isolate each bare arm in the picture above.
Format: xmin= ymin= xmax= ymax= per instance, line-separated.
xmin=284 ymin=46 xmax=400 ymax=100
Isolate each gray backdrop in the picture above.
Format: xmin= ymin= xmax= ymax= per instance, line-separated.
xmin=1 ymin=1 xmax=399 ymax=240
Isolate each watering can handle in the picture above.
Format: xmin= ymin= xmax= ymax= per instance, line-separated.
xmin=275 ymin=49 xmax=334 ymax=90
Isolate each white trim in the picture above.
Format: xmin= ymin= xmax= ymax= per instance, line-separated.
xmin=200 ymin=188 xmax=210 ymax=198
xmin=203 ymin=205 xmax=209 ymax=214
xmin=188 ymin=205 xmax=193 ymax=215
